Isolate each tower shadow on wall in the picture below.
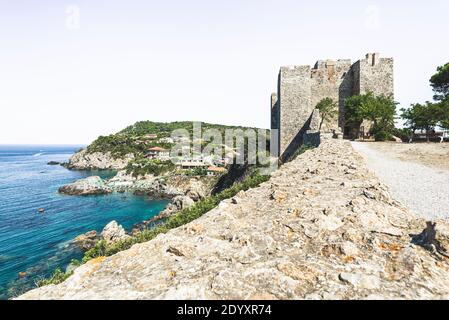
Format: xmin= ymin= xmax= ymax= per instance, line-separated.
xmin=338 ymin=69 xmax=354 ymax=132
xmin=281 ymin=111 xmax=316 ymax=163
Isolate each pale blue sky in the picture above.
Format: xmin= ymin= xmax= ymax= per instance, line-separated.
xmin=0 ymin=0 xmax=448 ymax=144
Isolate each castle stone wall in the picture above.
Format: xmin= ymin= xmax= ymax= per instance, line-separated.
xmin=357 ymin=54 xmax=394 ymax=97
xmin=271 ymin=53 xmax=394 ymax=160
xmin=310 ymin=59 xmax=353 ymax=131
xmin=278 ymin=65 xmax=311 ymax=158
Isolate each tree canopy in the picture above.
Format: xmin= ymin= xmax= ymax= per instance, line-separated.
xmin=315 ymin=97 xmax=338 ymax=131
xmin=400 ymin=102 xmax=440 ymax=132
xmin=344 ymin=92 xmax=397 ymax=133
xmin=430 ymin=62 xmax=449 ymax=101
xmin=399 ymin=62 xmax=449 ymax=142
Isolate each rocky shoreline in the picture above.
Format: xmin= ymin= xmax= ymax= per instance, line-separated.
xmin=18 ymin=137 xmax=449 ymax=300
xmin=61 ymin=166 xmax=217 ymax=251
xmin=55 ymin=147 xmax=219 ymax=255
xmin=58 ymin=176 xmax=112 ymax=196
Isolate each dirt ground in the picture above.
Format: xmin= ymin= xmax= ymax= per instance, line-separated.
xmin=359 ymin=141 xmax=449 ymax=171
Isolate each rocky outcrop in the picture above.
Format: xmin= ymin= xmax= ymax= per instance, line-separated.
xmin=130 ymin=179 xmax=209 ymax=235
xmin=58 ymin=170 xmax=215 ymax=236
xmin=107 ymin=171 xmax=173 ymax=196
xmin=161 ymin=195 xmax=195 ymax=216
xmin=58 ymin=176 xmax=111 ymax=196
xmin=96 ymin=170 xmax=213 ymax=199
xmin=19 ymin=138 xmax=449 ymax=300
xmin=72 ymin=222 xmax=131 ymax=250
xmin=130 ymin=176 xmax=214 ymax=234
xmin=185 ymin=183 xmax=206 ymax=201
xmin=65 ymin=149 xmax=134 ymax=170
xmin=136 ymin=175 xmax=213 ymax=200
xmin=132 ymin=195 xmax=196 ymax=235
xmin=73 ymin=231 xmax=99 ymax=251
xmin=100 ymin=221 xmax=130 ymax=245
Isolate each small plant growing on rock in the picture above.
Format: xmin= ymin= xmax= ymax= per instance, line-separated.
xmin=36 ymin=268 xmax=73 ymax=287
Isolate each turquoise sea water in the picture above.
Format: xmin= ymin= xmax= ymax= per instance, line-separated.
xmin=0 ymin=145 xmax=168 ymax=299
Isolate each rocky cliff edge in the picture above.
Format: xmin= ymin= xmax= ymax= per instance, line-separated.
xmin=18 ymin=138 xmax=449 ymax=299
xmin=65 ymin=149 xmax=134 ymax=170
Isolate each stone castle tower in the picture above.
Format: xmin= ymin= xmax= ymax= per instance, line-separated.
xmin=271 ymin=53 xmax=393 ymax=160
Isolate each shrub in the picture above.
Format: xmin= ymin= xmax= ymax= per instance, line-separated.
xmin=86 ymin=134 xmax=143 ymax=158
xmin=374 ymin=131 xmax=392 ymax=142
xmin=345 ymin=93 xmax=397 ymax=137
xmin=125 ymin=159 xmax=175 ymax=177
xmin=82 ymin=240 xmax=107 ymax=263
xmin=184 ymin=167 xmax=208 ymax=176
xmin=36 ymin=268 xmax=73 ymax=287
xmin=391 ymin=128 xmax=412 ymax=142
xmin=70 ymin=259 xmax=82 ymax=267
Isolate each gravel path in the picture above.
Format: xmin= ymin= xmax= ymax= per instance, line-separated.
xmin=351 ymin=142 xmax=449 ymax=221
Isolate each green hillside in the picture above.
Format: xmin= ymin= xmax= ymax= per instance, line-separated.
xmin=86 ymin=121 xmax=262 ymax=158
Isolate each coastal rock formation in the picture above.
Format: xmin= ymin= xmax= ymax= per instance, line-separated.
xmin=105 ymin=171 xmax=214 ymax=199
xmin=131 ymin=195 xmax=197 ymax=235
xmin=132 ymin=175 xmax=213 ymax=199
xmin=158 ymin=195 xmax=195 ymax=218
xmin=130 ymin=196 xmax=194 ymax=235
xmin=131 ymin=177 xmax=180 ymax=198
xmin=65 ymin=149 xmax=134 ymax=170
xmin=58 ymin=176 xmax=111 ymax=196
xmin=174 ymin=195 xmax=195 ymax=209
xmin=58 ymin=169 xmax=215 ymax=237
xmin=185 ymin=182 xmax=207 ymax=201
xmin=73 ymin=231 xmax=99 ymax=251
xmin=101 ymin=221 xmax=130 ymax=245
xmin=60 ymin=145 xmax=218 ymax=197
xmin=106 ymin=170 xmax=174 ymax=195
xmin=72 ymin=222 xmax=132 ymax=251
xmin=106 ymin=170 xmax=142 ymax=192
xmin=19 ymin=138 xmax=449 ymax=300
xmin=131 ymin=176 xmax=215 ymax=234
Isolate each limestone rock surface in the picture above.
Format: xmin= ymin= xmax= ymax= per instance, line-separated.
xmin=101 ymin=221 xmax=130 ymax=245
xmin=73 ymin=231 xmax=99 ymax=251
xmin=58 ymin=176 xmax=111 ymax=196
xmin=65 ymin=149 xmax=134 ymax=170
